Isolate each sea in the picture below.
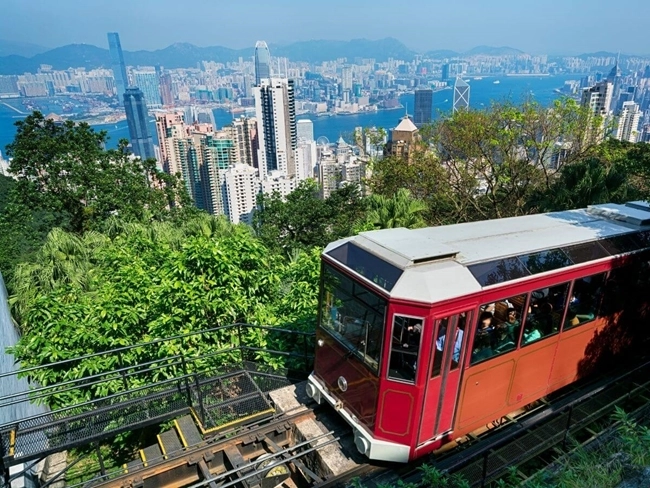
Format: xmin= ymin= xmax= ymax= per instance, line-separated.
xmin=0 ymin=75 xmax=580 ymax=155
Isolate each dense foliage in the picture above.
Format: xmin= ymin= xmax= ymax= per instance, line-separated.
xmin=0 ymin=111 xmax=192 ymax=284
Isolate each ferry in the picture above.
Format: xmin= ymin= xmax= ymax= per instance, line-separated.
xmin=493 ymin=80 xmax=501 ymax=84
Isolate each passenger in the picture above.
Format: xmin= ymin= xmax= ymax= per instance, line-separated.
xmin=493 ymin=317 xmax=517 ymax=352
xmin=472 ymin=331 xmax=493 ymax=363
xmin=401 ymin=322 xmax=422 ymax=374
xmin=528 ymin=301 xmax=554 ymax=335
xmin=436 ymin=316 xmax=465 ymax=363
xmin=504 ymin=308 xmax=521 ymax=338
xmin=522 ymin=321 xmax=542 ymax=344
xmin=478 ymin=311 xmax=495 ymax=335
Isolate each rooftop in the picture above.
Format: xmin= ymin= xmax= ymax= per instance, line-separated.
xmin=324 ymin=202 xmax=650 ymax=304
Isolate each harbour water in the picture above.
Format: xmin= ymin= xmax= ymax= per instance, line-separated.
xmin=0 ymin=75 xmax=580 ymax=154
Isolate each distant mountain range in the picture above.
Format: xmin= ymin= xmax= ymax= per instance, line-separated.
xmin=0 ymin=39 xmax=49 ymax=58
xmin=0 ymin=38 xmax=643 ymax=76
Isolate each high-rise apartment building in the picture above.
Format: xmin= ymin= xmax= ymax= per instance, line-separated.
xmin=229 ymin=117 xmax=259 ymax=168
xmin=453 ymin=77 xmax=470 ymax=112
xmin=615 ymin=101 xmax=641 ymax=142
xmin=224 ymin=164 xmax=259 ymax=225
xmin=107 ymin=32 xmax=128 ymax=100
xmin=254 ymin=78 xmax=297 ymax=179
xmin=133 ymin=70 xmax=161 ymax=108
xmin=297 ymin=119 xmax=314 ymax=142
xmin=254 ymin=41 xmax=271 ymax=86
xmin=159 ymin=73 xmax=174 ymax=106
xmin=414 ymin=88 xmax=433 ymax=126
xmin=155 ymin=111 xmax=187 ymax=174
xmin=341 ymin=66 xmax=353 ymax=92
xmin=123 ymin=87 xmax=155 ymax=161
xmin=581 ymin=81 xmax=613 ymax=117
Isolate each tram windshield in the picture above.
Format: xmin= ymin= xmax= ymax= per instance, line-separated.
xmin=320 ymin=264 xmax=387 ymax=373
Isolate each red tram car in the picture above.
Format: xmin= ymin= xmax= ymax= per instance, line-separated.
xmin=305 ymin=202 xmax=650 ymax=462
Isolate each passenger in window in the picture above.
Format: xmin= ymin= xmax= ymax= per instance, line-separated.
xmin=471 ymin=330 xmax=494 ymax=363
xmin=522 ymin=320 xmax=542 ymax=344
xmin=402 ymin=322 xmax=422 ymax=350
xmin=400 ymin=322 xmax=422 ymax=375
xmin=436 ymin=315 xmax=465 ymax=363
xmin=528 ymin=300 xmax=554 ymax=336
xmin=478 ymin=311 xmax=494 ymax=333
xmin=492 ymin=308 xmax=520 ymax=353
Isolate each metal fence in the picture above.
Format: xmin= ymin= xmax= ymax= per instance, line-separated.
xmin=0 ymin=323 xmax=315 ymax=469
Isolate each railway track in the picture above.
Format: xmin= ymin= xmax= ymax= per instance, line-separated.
xmin=71 ymin=406 xmax=339 ymax=488
xmin=15 ymin=358 xmax=650 ymax=488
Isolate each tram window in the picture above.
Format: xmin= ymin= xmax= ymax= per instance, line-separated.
xmin=320 ymin=264 xmax=386 ymax=373
xmin=388 ymin=316 xmax=423 ymax=383
xmin=520 ymin=249 xmax=572 ymax=275
xmin=470 ymin=294 xmax=525 ymax=365
xmin=521 ymin=283 xmax=570 ymax=346
xmin=326 ymin=242 xmax=403 ymax=292
xmin=434 ymin=314 xmax=466 ymax=373
xmin=564 ymin=273 xmax=606 ymax=330
xmin=562 ymin=242 xmax=609 ymax=264
xmin=468 ymin=257 xmax=530 ymax=286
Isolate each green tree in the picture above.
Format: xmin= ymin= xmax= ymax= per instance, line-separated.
xmin=529 ymin=157 xmax=633 ymax=213
xmin=6 ymin=111 xmax=190 ymax=234
xmin=365 ymin=188 xmax=427 ymax=229
xmin=254 ymin=179 xmax=367 ymax=254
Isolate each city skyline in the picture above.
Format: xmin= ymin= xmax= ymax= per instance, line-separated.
xmin=2 ymin=0 xmax=650 ymax=56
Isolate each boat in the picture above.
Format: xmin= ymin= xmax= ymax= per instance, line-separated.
xmin=474 ymin=77 xmax=483 ymax=80
xmin=493 ymin=80 xmax=501 ymax=84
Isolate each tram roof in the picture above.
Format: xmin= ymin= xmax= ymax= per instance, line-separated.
xmin=324 ymin=202 xmax=650 ymax=304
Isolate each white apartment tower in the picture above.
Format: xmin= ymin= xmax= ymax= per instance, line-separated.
xmin=581 ymin=81 xmax=613 ymax=118
xmin=297 ymin=119 xmax=314 ymax=142
xmin=224 ymin=164 xmax=260 ymax=225
xmin=254 ymin=78 xmax=297 ymax=180
xmin=615 ymin=101 xmax=641 ymax=142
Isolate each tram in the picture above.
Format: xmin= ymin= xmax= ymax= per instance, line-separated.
xmin=305 ymin=202 xmax=650 ymax=462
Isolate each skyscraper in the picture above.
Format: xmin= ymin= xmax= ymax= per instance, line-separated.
xmin=441 ymin=63 xmax=450 ymax=82
xmin=581 ymin=81 xmax=613 ymax=141
xmin=581 ymin=81 xmax=613 ymax=118
xmin=414 ymin=88 xmax=433 ymax=126
xmin=607 ymin=59 xmax=622 ymax=110
xmin=254 ymin=41 xmax=271 ymax=86
xmin=124 ymin=88 xmax=156 ymax=161
xmin=453 ymin=77 xmax=470 ymax=112
xmin=341 ymin=66 xmax=353 ymax=92
xmin=107 ymin=32 xmax=128 ymax=100
xmin=159 ymin=73 xmax=173 ymax=106
xmin=133 ymin=70 xmax=162 ymax=108
xmin=615 ymin=101 xmax=641 ymax=142
xmin=297 ymin=119 xmax=314 ymax=142
xmin=254 ymin=78 xmax=297 ymax=179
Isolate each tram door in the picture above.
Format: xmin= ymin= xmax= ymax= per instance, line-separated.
xmin=418 ymin=311 xmax=470 ymax=445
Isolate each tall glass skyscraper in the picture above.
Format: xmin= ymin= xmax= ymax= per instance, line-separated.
xmin=453 ymin=77 xmax=470 ymax=113
xmin=133 ymin=70 xmax=162 ymax=108
xmin=254 ymin=41 xmax=271 ymax=86
xmin=123 ymin=87 xmax=156 ymax=161
xmin=414 ymin=88 xmax=433 ymax=126
xmin=107 ymin=32 xmax=128 ymax=100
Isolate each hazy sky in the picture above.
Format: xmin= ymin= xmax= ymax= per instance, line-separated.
xmin=2 ymin=0 xmax=649 ymax=55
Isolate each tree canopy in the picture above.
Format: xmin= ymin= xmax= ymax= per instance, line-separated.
xmin=6 ymin=111 xmax=192 ymax=233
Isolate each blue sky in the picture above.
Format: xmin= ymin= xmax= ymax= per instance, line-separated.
xmin=1 ymin=0 xmax=648 ymax=55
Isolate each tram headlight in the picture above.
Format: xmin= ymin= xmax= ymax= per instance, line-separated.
xmin=306 ymin=382 xmax=321 ymax=403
